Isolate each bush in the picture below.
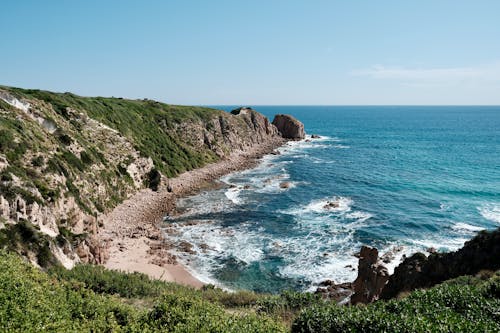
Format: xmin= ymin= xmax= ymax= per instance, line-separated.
xmin=146 ymin=168 xmax=161 ymax=191
xmin=144 ymin=294 xmax=286 ymax=332
xmin=291 ymin=275 xmax=500 ymax=333
xmin=30 ymin=156 xmax=44 ymax=167
xmin=1 ymin=251 xmax=286 ymax=332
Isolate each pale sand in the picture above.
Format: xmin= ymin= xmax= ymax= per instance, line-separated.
xmin=100 ymin=138 xmax=285 ymax=288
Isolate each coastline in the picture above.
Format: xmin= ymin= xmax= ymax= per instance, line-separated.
xmin=99 ymin=137 xmax=286 ymax=288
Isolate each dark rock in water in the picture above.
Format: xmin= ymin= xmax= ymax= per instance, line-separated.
xmin=178 ymin=241 xmax=196 ymax=254
xmin=380 ymin=228 xmax=500 ymax=300
xmin=318 ymin=279 xmax=336 ymax=287
xmin=351 ymin=246 xmax=390 ymax=304
xmin=305 ymin=139 xmax=311 ymax=142
xmin=272 ymin=114 xmax=305 ymax=140
xmin=311 ymin=134 xmax=321 ymax=139
xmin=279 ymin=182 xmax=291 ymax=189
xmin=316 ymin=281 xmax=354 ymax=303
xmin=230 ymin=106 xmax=254 ymax=115
xmin=243 ymin=185 xmax=251 ymax=189
xmin=323 ymin=201 xmax=340 ymax=209
xmin=270 ymin=150 xmax=281 ymax=155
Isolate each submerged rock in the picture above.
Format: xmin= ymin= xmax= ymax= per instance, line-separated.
xmin=272 ymin=114 xmax=305 ymax=140
xmin=279 ymin=182 xmax=291 ymax=189
xmin=324 ymin=201 xmax=340 ymax=209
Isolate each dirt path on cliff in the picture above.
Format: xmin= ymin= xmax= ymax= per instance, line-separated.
xmin=99 ymin=138 xmax=285 ymax=287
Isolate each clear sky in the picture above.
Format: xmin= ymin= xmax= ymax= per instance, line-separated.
xmin=1 ymin=1 xmax=500 ymax=105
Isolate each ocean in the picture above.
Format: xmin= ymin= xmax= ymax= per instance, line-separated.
xmin=163 ymin=106 xmax=500 ymax=293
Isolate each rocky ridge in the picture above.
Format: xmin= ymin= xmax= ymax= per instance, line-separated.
xmin=317 ymin=227 xmax=500 ymax=304
xmin=0 ymin=86 xmax=288 ymax=269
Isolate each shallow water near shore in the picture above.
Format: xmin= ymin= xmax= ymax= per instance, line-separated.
xmin=164 ymin=106 xmax=500 ymax=293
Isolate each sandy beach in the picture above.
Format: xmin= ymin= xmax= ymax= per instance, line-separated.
xmin=99 ymin=137 xmax=285 ymax=288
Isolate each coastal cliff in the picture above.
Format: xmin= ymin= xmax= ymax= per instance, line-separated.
xmin=0 ymin=86 xmax=284 ymax=269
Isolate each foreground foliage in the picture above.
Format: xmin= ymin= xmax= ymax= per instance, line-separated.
xmin=292 ymin=273 xmax=500 ymax=333
xmin=0 ymin=251 xmax=285 ymax=332
xmin=2 ymin=250 xmax=499 ymax=332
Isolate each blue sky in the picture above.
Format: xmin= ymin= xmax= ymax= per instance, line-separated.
xmin=1 ymin=1 xmax=499 ymax=105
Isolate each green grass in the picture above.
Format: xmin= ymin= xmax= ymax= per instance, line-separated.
xmin=9 ymin=87 xmax=223 ymax=177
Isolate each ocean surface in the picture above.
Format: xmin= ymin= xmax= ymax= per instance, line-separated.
xmin=163 ymin=106 xmax=500 ymax=293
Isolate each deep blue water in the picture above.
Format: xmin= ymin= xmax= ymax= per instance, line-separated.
xmin=164 ymin=106 xmax=500 ymax=293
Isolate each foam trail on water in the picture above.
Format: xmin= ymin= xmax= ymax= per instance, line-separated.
xmin=479 ymin=203 xmax=500 ymax=224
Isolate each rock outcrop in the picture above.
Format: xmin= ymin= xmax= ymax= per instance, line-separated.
xmin=380 ymin=228 xmax=500 ymax=299
xmin=351 ymin=246 xmax=390 ymax=304
xmin=272 ymin=114 xmax=305 ymax=140
xmin=315 ymin=280 xmax=353 ymax=303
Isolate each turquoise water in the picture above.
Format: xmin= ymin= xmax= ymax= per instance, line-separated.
xmin=165 ymin=106 xmax=500 ymax=293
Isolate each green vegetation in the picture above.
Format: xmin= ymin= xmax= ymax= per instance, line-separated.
xmin=0 ymin=251 xmax=285 ymax=332
xmin=0 ymin=221 xmax=57 ymax=268
xmin=1 ymin=249 xmax=499 ymax=332
xmin=8 ymin=87 xmax=223 ymax=177
xmin=292 ymin=273 xmax=500 ymax=333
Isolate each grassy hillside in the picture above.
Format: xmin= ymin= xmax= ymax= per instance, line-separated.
xmin=1 ymin=249 xmax=498 ymax=332
xmin=0 ymin=85 xmax=278 ymax=267
xmin=4 ymin=87 xmax=224 ymax=177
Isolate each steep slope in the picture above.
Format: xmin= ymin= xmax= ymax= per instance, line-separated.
xmin=380 ymin=228 xmax=500 ymax=299
xmin=0 ymin=86 xmax=282 ymax=268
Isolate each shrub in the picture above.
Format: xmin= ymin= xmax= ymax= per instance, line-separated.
xmin=30 ymin=156 xmax=44 ymax=167
xmin=146 ymin=168 xmax=161 ymax=191
xmin=291 ymin=275 xmax=500 ymax=333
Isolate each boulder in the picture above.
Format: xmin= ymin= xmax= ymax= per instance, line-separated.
xmin=316 ymin=280 xmax=354 ymax=303
xmin=351 ymin=246 xmax=390 ymax=304
xmin=272 ymin=114 xmax=305 ymax=140
xmin=279 ymin=182 xmax=291 ymax=189
xmin=311 ymin=134 xmax=321 ymax=139
xmin=230 ymin=106 xmax=253 ymax=115
xmin=323 ymin=201 xmax=340 ymax=209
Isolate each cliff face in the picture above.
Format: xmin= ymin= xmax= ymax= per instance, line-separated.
xmin=0 ymin=86 xmax=282 ymax=268
xmin=380 ymin=228 xmax=500 ymax=299
xmin=272 ymin=114 xmax=305 ymax=140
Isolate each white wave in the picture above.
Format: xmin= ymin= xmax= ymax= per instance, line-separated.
xmin=452 ymin=222 xmax=485 ymax=232
xmin=439 ymin=202 xmax=449 ymax=211
xmin=410 ymin=237 xmax=468 ymax=252
xmin=283 ymin=196 xmax=353 ymax=216
xmin=311 ymin=157 xmax=335 ymax=164
xmin=306 ymin=135 xmax=342 ymax=142
xmin=333 ymin=144 xmax=350 ymax=149
xmin=479 ymin=203 xmax=500 ymax=224
xmin=224 ymin=187 xmax=242 ymax=204
xmin=166 ymin=221 xmax=269 ymax=288
xmin=345 ymin=211 xmax=373 ymax=222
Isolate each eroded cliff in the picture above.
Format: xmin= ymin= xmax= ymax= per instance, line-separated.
xmin=0 ymin=86 xmax=283 ymax=268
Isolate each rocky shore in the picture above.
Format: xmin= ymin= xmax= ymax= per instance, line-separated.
xmin=99 ymin=137 xmax=286 ymax=287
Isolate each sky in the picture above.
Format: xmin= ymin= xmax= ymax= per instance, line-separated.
xmin=1 ymin=1 xmax=500 ymax=105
